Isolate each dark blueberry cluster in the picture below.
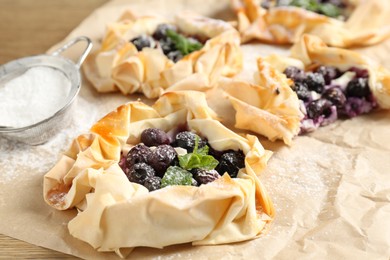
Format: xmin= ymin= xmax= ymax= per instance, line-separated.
xmin=129 ymin=23 xmax=203 ymax=63
xmin=120 ymin=128 xmax=246 ymax=191
xmin=284 ymin=65 xmax=377 ymax=133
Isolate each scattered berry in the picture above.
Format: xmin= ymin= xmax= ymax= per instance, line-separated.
xmin=152 ymin=24 xmax=177 ymax=40
xmin=141 ymin=128 xmax=170 ymax=147
xmin=315 ymin=66 xmax=341 ymax=84
xmin=192 ymin=169 xmax=220 ymax=185
xmin=216 ymin=150 xmax=245 ymax=178
xmin=306 ymin=99 xmax=332 ymax=119
xmin=322 ymin=87 xmax=346 ymax=107
xmin=144 ymin=176 xmax=161 ymax=191
xmin=346 ymin=78 xmax=370 ymax=98
xmin=303 ymin=72 xmax=325 ymax=93
xmin=283 ymin=66 xmax=305 ymax=82
xmin=126 ymin=144 xmax=152 ymax=169
xmin=130 ymin=35 xmax=154 ymax=51
xmin=148 ymin=144 xmax=178 ymax=177
xmin=175 ymin=131 xmax=206 ymax=152
xmin=127 ymin=162 xmax=155 ymax=185
xmin=293 ymin=81 xmax=310 ymax=101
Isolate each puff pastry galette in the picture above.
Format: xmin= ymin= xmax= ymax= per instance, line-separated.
xmin=223 ymin=35 xmax=390 ymax=144
xmin=83 ymin=11 xmax=242 ymax=98
xmin=43 ymin=91 xmax=274 ymax=256
xmin=232 ymin=0 xmax=390 ymax=47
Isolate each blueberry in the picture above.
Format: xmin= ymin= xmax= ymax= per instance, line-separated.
xmin=346 ymin=78 xmax=370 ymax=98
xmin=126 ymin=163 xmax=155 ymax=185
xmin=175 ymin=131 xmax=206 ymax=152
xmin=130 ymin=35 xmax=154 ymax=51
xmin=322 ymin=87 xmax=346 ymax=107
xmin=283 ymin=66 xmax=305 ymax=82
xmin=141 ymin=128 xmax=170 ymax=147
xmin=292 ymin=81 xmax=310 ymax=101
xmin=315 ymin=66 xmax=341 ymax=84
xmin=126 ymin=144 xmax=152 ymax=169
xmin=167 ymin=50 xmax=183 ymax=62
xmin=216 ymin=150 xmax=245 ymax=178
xmin=144 ymin=176 xmax=161 ymax=191
xmin=159 ymin=37 xmax=176 ymax=55
xmin=303 ymin=72 xmax=325 ymax=93
xmin=192 ymin=169 xmax=220 ymax=185
xmin=152 ymin=24 xmax=177 ymax=40
xmin=147 ymin=144 xmax=178 ymax=177
xmin=306 ymin=99 xmax=332 ymax=119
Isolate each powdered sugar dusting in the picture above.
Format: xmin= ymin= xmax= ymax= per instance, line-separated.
xmin=0 ymin=85 xmax=130 ymax=185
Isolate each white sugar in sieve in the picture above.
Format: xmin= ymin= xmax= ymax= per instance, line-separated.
xmin=0 ymin=36 xmax=92 ymax=145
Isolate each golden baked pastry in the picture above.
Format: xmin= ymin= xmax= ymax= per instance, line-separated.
xmin=43 ymin=91 xmax=273 ymax=257
xmin=223 ymin=34 xmax=390 ymax=143
xmin=83 ymin=11 xmax=243 ymax=98
xmin=232 ymin=0 xmax=390 ymax=47
xmin=222 ymin=60 xmax=303 ymax=146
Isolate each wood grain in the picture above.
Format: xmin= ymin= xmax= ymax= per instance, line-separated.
xmin=0 ymin=0 xmax=108 ymax=258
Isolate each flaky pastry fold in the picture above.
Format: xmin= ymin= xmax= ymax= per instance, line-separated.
xmin=43 ymin=91 xmax=273 ymax=256
xmin=222 ymin=34 xmax=390 ymax=145
xmin=222 ymin=59 xmax=303 ymax=145
xmin=83 ymin=11 xmax=243 ymax=98
xmin=232 ymin=0 xmax=390 ymax=47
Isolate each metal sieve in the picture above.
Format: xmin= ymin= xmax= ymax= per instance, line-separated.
xmin=0 ymin=36 xmax=92 ymax=145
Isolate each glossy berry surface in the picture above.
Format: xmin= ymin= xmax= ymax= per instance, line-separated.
xmin=322 ymin=87 xmax=346 ymax=107
xmin=346 ymin=78 xmax=370 ymax=98
xmin=126 ymin=144 xmax=152 ymax=169
xmin=127 ymin=162 xmax=155 ymax=185
xmin=144 ymin=176 xmax=161 ymax=191
xmin=293 ymin=81 xmax=310 ymax=101
xmin=283 ymin=66 xmax=305 ymax=82
xmin=216 ymin=150 xmax=245 ymax=178
xmin=303 ymin=72 xmax=325 ymax=93
xmin=306 ymin=99 xmax=332 ymax=119
xmin=167 ymin=50 xmax=183 ymax=63
xmin=192 ymin=169 xmax=220 ymax=185
xmin=315 ymin=66 xmax=341 ymax=84
xmin=141 ymin=128 xmax=170 ymax=147
xmin=152 ymin=24 xmax=177 ymax=40
xmin=175 ymin=131 xmax=206 ymax=152
xmin=148 ymin=144 xmax=178 ymax=176
xmin=130 ymin=35 xmax=153 ymax=51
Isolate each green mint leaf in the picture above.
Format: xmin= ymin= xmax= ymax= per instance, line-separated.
xmin=161 ymin=166 xmax=192 ymax=188
xmin=199 ymin=155 xmax=219 ymax=170
xmin=166 ymin=30 xmax=203 ymax=56
xmin=289 ymin=0 xmax=320 ymax=12
xmin=197 ymin=145 xmax=209 ymax=156
xmin=178 ymin=137 xmax=219 ymax=170
xmin=318 ymin=3 xmax=341 ymax=18
xmin=179 ymin=153 xmax=201 ymax=170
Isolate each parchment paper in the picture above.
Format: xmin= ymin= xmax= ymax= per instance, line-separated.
xmin=1 ymin=0 xmax=390 ymax=259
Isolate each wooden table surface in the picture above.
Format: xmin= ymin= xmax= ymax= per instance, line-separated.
xmin=0 ymin=0 xmax=108 ymax=258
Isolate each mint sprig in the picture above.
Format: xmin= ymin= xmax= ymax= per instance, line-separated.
xmin=161 ymin=166 xmax=192 ymax=188
xmin=287 ymin=0 xmax=341 ymax=18
xmin=166 ymin=30 xmax=203 ymax=56
xmin=178 ymin=137 xmax=219 ymax=171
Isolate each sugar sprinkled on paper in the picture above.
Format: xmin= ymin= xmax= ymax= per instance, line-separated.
xmin=0 ymin=66 xmax=71 ymax=128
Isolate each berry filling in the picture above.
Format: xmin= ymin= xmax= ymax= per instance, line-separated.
xmin=261 ymin=0 xmax=349 ymax=19
xmin=283 ymin=65 xmax=377 ymax=133
xmin=119 ymin=128 xmax=246 ymax=191
xmin=129 ymin=24 xmax=204 ymax=62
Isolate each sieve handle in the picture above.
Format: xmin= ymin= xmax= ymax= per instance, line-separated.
xmin=51 ymin=36 xmax=93 ymax=69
